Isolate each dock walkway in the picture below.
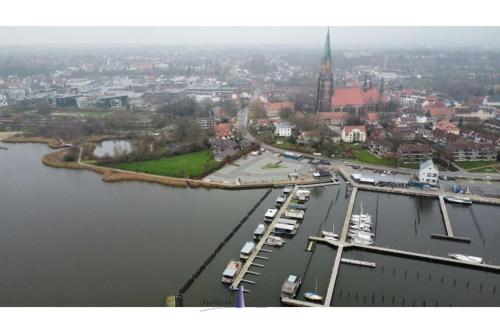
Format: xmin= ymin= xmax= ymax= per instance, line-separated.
xmin=230 ymin=185 xmax=299 ymax=290
xmin=438 ymin=195 xmax=454 ymax=237
xmin=324 ymin=187 xmax=358 ymax=306
xmin=310 ymin=236 xmax=500 ymax=272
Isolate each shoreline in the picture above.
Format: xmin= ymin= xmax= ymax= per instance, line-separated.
xmin=10 ymin=136 xmax=318 ymax=190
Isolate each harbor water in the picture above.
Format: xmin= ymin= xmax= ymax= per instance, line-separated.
xmin=0 ymin=143 xmax=499 ymax=306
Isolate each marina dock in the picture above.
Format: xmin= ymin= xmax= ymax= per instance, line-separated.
xmin=341 ymin=258 xmax=376 ymax=268
xmin=230 ymin=185 xmax=300 ymax=290
xmin=281 ymin=297 xmax=325 ymax=307
xmin=324 ymin=187 xmax=358 ymax=306
xmin=309 ymin=236 xmax=500 ymax=272
xmin=438 ymin=196 xmax=454 ymax=237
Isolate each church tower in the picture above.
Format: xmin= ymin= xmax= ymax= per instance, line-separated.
xmin=316 ymin=28 xmax=334 ymax=113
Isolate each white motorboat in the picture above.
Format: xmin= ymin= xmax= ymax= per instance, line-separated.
xmin=449 ymin=253 xmax=483 ymax=264
xmin=266 ymin=235 xmax=285 ymax=247
xmin=321 ymin=231 xmax=339 ymax=239
xmin=444 ymin=196 xmax=472 ymax=205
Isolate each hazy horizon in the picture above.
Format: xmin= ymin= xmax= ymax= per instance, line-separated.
xmin=0 ymin=27 xmax=499 ymax=49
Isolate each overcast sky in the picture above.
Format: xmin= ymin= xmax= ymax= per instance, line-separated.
xmin=1 ymin=27 xmax=499 ymax=49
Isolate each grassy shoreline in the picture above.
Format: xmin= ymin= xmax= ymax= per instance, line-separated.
xmin=107 ymin=149 xmax=220 ymax=178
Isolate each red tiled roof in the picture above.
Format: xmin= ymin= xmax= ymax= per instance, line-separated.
xmin=435 ymin=120 xmax=459 ymax=133
xmin=332 ymin=87 xmax=365 ymax=106
xmin=215 ymin=123 xmax=232 ymax=138
xmin=343 ymin=125 xmax=366 ymax=135
xmin=331 ymin=87 xmax=380 ymax=107
xmin=361 ymin=89 xmax=380 ymax=104
xmin=425 ymin=106 xmax=453 ymax=117
xmin=266 ymin=101 xmax=294 ymax=111
xmin=318 ymin=111 xmax=349 ymax=120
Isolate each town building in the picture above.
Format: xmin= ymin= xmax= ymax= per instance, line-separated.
xmin=275 ymin=123 xmax=294 ymax=137
xmin=418 ymin=159 xmax=439 ymax=185
xmin=482 ymin=95 xmax=500 ymax=108
xmin=368 ymin=138 xmax=396 ymax=159
xmin=424 ymin=106 xmax=453 ymax=121
xmin=215 ymin=123 xmax=233 ymax=139
xmin=398 ymin=143 xmax=433 ymax=164
xmin=0 ymin=94 xmax=8 ymax=108
xmin=297 ymin=131 xmax=320 ymax=144
xmin=196 ymin=117 xmax=215 ymax=130
xmin=387 ymin=127 xmax=416 ymax=141
xmin=442 ymin=143 xmax=496 ymax=162
xmin=341 ymin=125 xmax=366 ymax=143
xmin=433 ymin=120 xmax=459 ymax=135
xmin=265 ymin=101 xmax=294 ymax=118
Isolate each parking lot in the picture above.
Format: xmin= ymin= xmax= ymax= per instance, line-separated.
xmin=204 ymin=150 xmax=314 ymax=185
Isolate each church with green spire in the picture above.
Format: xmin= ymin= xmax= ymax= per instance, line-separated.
xmin=316 ymin=28 xmax=334 ymax=113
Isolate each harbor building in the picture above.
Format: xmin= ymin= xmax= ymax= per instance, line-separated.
xmin=418 ymin=159 xmax=439 ymax=185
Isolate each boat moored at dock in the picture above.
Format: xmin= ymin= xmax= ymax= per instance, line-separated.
xmin=444 ymin=196 xmax=472 ymax=205
xmin=222 ymin=260 xmax=242 ymax=284
xmin=282 ymin=209 xmax=305 ymax=220
xmin=281 ymin=274 xmax=302 ymax=299
xmin=264 ymin=208 xmax=278 ymax=222
xmin=240 ymin=241 xmax=256 ymax=260
xmin=253 ymin=224 xmax=267 ymax=240
xmin=276 ymin=194 xmax=287 ymax=207
xmin=265 ymin=235 xmax=285 ymax=247
xmin=273 ymin=223 xmax=297 ymax=236
xmin=449 ymin=253 xmax=483 ymax=264
xmin=288 ymin=202 xmax=307 ymax=210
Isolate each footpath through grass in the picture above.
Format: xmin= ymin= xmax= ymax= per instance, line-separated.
xmin=456 ymin=160 xmax=499 ymax=170
xmin=354 ymin=149 xmax=399 ymax=167
xmin=109 ymin=149 xmax=220 ymax=178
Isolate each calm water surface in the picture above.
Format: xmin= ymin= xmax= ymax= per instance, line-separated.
xmin=1 ymin=143 xmax=499 ymax=306
xmin=0 ymin=143 xmax=265 ymax=306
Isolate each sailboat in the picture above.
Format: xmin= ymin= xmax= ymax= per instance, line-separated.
xmin=322 ymin=218 xmax=338 ymax=240
xmin=304 ymin=278 xmax=323 ymax=302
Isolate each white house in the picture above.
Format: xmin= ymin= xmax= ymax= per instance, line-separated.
xmin=419 ymin=159 xmax=439 ymax=185
xmin=0 ymin=94 xmax=7 ymax=108
xmin=341 ymin=125 xmax=367 ymax=143
xmin=483 ymin=95 xmax=500 ymax=108
xmin=275 ymin=123 xmax=294 ymax=137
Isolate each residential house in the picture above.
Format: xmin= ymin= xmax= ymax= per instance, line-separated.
xmin=387 ymin=127 xmax=416 ymax=141
xmin=368 ymin=138 xmax=396 ymax=159
xmin=215 ymin=123 xmax=233 ymax=139
xmin=275 ymin=123 xmax=295 ymax=137
xmin=298 ymin=131 xmax=320 ymax=144
xmin=433 ymin=120 xmax=459 ymax=135
xmin=341 ymin=125 xmax=367 ymax=143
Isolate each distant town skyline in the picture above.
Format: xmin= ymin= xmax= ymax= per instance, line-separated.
xmin=1 ymin=27 xmax=500 ymax=49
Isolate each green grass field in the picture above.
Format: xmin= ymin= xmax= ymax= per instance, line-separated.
xmin=468 ymin=166 xmax=498 ymax=173
xmin=355 ymin=150 xmax=399 ymax=167
xmin=262 ymin=162 xmax=283 ymax=169
xmin=109 ymin=149 xmax=220 ymax=178
xmin=456 ymin=160 xmax=498 ymax=170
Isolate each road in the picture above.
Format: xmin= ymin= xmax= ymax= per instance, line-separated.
xmin=236 ymin=107 xmax=500 ymax=182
